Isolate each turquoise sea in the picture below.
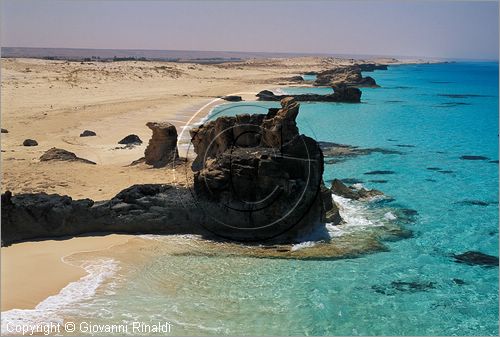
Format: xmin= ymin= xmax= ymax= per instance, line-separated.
xmin=2 ymin=62 xmax=498 ymax=335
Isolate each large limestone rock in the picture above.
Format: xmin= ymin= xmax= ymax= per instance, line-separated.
xmin=314 ymin=65 xmax=379 ymax=88
xmin=190 ymin=98 xmax=341 ymax=241
xmin=144 ymin=122 xmax=179 ymax=168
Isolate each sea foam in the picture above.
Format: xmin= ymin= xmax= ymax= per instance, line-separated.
xmin=1 ymin=258 xmax=118 ymax=335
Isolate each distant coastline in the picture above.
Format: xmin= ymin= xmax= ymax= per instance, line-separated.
xmin=0 ymin=46 xmax=450 ymax=64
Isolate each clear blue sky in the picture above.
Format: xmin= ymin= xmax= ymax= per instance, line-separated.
xmin=1 ymin=0 xmax=498 ymax=59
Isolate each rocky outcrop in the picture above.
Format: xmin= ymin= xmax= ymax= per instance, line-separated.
xmin=0 ymin=185 xmax=207 ymax=246
xmin=330 ymin=179 xmax=383 ymax=200
xmin=22 ymin=139 xmax=38 ymax=146
xmin=1 ymin=128 xmax=8 ymax=134
xmin=2 ymin=98 xmax=342 ymax=245
xmin=221 ymin=95 xmax=242 ymax=102
xmin=118 ymin=134 xmax=142 ymax=145
xmin=144 ymin=122 xmax=179 ymax=168
xmin=357 ymin=63 xmax=388 ymax=72
xmin=80 ymin=130 xmax=96 ymax=137
xmin=190 ymin=97 xmax=341 ymax=241
xmin=314 ymin=65 xmax=379 ymax=88
xmin=256 ymin=86 xmax=361 ymax=103
xmin=40 ymin=147 xmax=96 ymax=164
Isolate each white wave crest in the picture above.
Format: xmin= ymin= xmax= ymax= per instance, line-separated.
xmin=326 ymin=194 xmax=391 ymax=238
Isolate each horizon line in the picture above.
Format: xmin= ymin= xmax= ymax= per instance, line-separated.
xmin=1 ymin=45 xmax=498 ymax=62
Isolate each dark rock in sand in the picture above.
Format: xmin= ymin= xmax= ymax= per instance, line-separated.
xmin=144 ymin=122 xmax=179 ymax=168
xmin=364 ymin=170 xmax=395 ymax=175
xmin=118 ymin=134 xmax=142 ymax=145
xmin=1 ymin=128 xmax=8 ymax=133
xmin=22 ymin=139 xmax=38 ymax=146
xmin=80 ymin=130 xmax=96 ymax=137
xmin=221 ymin=95 xmax=242 ymax=102
xmin=452 ymin=251 xmax=499 ymax=267
xmin=40 ymin=147 xmax=96 ymax=165
xmin=256 ymin=86 xmax=362 ymax=103
xmin=460 ymin=155 xmax=490 ymax=161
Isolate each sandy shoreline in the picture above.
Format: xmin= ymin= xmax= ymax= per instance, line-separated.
xmin=1 ymin=56 xmax=425 ymax=313
xmin=1 ymin=234 xmax=132 ymax=311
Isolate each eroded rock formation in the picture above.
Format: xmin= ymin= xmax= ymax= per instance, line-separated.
xmin=256 ymin=86 xmax=361 ymax=103
xmin=314 ymin=65 xmax=379 ymax=88
xmin=2 ymin=98 xmax=341 ymax=245
xmin=190 ymin=97 xmax=341 ymax=240
xmin=144 ymin=122 xmax=179 ymax=168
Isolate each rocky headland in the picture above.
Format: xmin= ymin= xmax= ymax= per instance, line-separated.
xmin=313 ymin=64 xmax=383 ymax=88
xmin=2 ymin=98 xmax=342 ymax=246
xmin=256 ymin=85 xmax=362 ymax=103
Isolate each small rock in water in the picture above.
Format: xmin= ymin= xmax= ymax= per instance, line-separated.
xmin=426 ymin=167 xmax=442 ymax=171
xmin=1 ymin=128 xmax=8 ymax=133
xmin=80 ymin=130 xmax=97 ymax=137
xmin=340 ymin=178 xmax=364 ymax=184
xmin=22 ymin=139 xmax=38 ymax=146
xmin=364 ymin=170 xmax=395 ymax=175
xmin=452 ymin=278 xmax=466 ymax=285
xmin=396 ymin=144 xmax=415 ymax=148
xmin=489 ymin=160 xmax=499 ymax=164
xmin=118 ymin=134 xmax=142 ymax=145
xmin=452 ymin=251 xmax=499 ymax=267
xmin=330 ymin=179 xmax=383 ymax=200
xmin=372 ymin=280 xmax=436 ymax=295
xmin=437 ymin=170 xmax=454 ymax=174
xmin=369 ymin=179 xmax=388 ymax=183
xmin=455 ymin=200 xmax=491 ymax=207
xmin=460 ymin=155 xmax=490 ymax=161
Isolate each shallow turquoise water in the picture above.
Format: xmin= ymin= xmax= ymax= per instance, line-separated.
xmin=4 ymin=63 xmax=497 ymax=336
